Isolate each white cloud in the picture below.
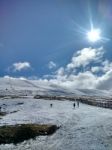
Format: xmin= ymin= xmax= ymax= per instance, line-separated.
xmin=50 ymin=64 xmax=97 ymax=90
xmin=91 ymin=66 xmax=101 ymax=73
xmin=96 ymin=70 xmax=112 ymax=90
xmin=12 ymin=62 xmax=31 ymax=71
xmin=56 ymin=67 xmax=65 ymax=76
xmin=54 ymin=71 xmax=97 ymax=89
xmin=102 ymin=60 xmax=112 ymax=72
xmin=91 ymin=60 xmax=112 ymax=73
xmin=48 ymin=61 xmax=56 ymax=69
xmin=3 ymin=75 xmax=26 ymax=80
xmin=4 ymin=75 xmax=15 ymax=80
xmin=67 ymin=47 xmax=103 ymax=71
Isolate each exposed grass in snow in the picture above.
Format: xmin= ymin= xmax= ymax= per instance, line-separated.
xmin=0 ymin=112 xmax=7 ymax=116
xmin=0 ymin=124 xmax=59 ymax=144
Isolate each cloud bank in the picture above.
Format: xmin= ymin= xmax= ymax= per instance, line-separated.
xmin=47 ymin=47 xmax=112 ymax=91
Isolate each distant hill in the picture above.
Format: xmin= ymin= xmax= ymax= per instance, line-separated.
xmin=0 ymin=77 xmax=111 ymax=97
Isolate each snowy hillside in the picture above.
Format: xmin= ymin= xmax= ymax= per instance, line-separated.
xmin=0 ymin=77 xmax=111 ymax=97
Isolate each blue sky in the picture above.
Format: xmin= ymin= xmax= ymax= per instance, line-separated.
xmin=0 ymin=0 xmax=112 ymax=78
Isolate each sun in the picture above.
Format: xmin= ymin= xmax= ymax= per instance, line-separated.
xmin=87 ymin=29 xmax=101 ymax=42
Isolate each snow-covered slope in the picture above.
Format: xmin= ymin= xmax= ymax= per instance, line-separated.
xmin=0 ymin=77 xmax=111 ymax=97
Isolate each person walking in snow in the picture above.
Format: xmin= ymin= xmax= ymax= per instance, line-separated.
xmin=73 ymin=102 xmax=76 ymax=108
xmin=50 ymin=103 xmax=53 ymax=108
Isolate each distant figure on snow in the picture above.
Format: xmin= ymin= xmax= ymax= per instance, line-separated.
xmin=73 ymin=102 xmax=76 ymax=108
xmin=50 ymin=103 xmax=53 ymax=108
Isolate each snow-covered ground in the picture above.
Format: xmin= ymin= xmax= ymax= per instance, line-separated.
xmin=0 ymin=98 xmax=112 ymax=150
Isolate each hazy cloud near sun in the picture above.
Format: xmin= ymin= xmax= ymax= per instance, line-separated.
xmin=48 ymin=61 xmax=56 ymax=69
xmin=8 ymin=62 xmax=31 ymax=72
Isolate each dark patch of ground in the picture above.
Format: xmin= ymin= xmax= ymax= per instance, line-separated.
xmin=0 ymin=112 xmax=7 ymax=116
xmin=15 ymin=102 xmax=24 ymax=105
xmin=10 ymin=110 xmax=19 ymax=114
xmin=0 ymin=124 xmax=59 ymax=144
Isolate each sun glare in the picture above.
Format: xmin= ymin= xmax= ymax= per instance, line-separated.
xmin=87 ymin=29 xmax=101 ymax=42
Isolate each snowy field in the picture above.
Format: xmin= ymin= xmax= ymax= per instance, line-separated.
xmin=0 ymin=98 xmax=112 ymax=150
